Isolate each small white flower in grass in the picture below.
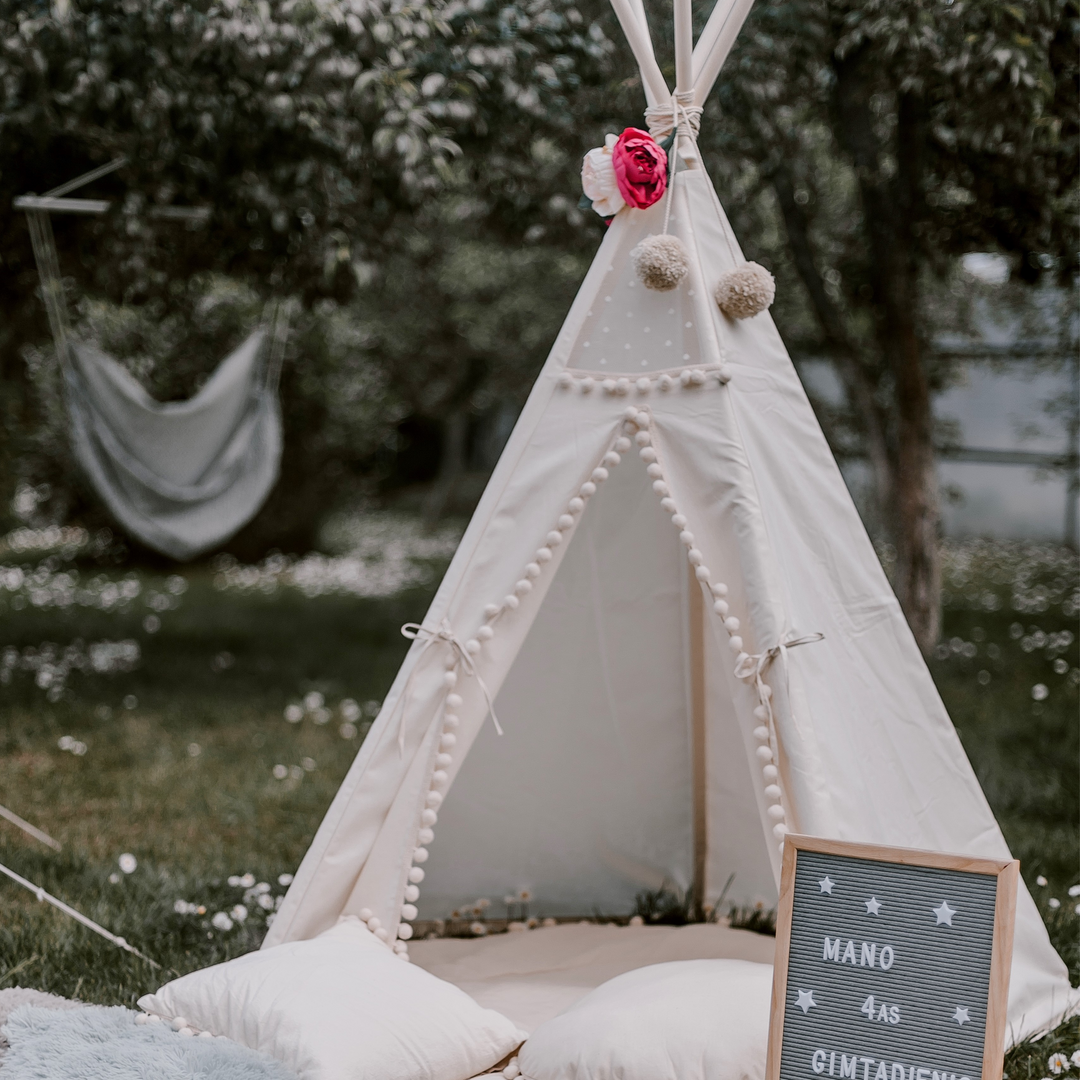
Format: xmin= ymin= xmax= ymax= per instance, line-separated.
xmin=1071 ymin=1051 xmax=1080 ymax=1068
xmin=469 ymin=921 xmax=488 ymax=937
xmin=1068 ymin=885 xmax=1080 ymax=897
xmin=1037 ymin=875 xmax=1049 ymax=886
xmin=253 ymin=882 xmax=270 ymax=895
xmin=1048 ymin=1054 xmax=1069 ymax=1074
xmin=228 ymin=875 xmax=241 ymax=886
xmin=231 ymin=905 xmax=248 ymax=923
xmin=340 ymin=699 xmax=361 ymax=723
xmin=272 ymin=764 xmax=288 ymax=780
xmin=1048 ymin=898 xmax=1061 ymax=909
xmin=108 ymin=873 xmax=120 ymax=884
xmin=278 ymin=873 xmax=293 ymax=886
xmin=339 ymin=723 xmax=357 ymax=739
xmin=301 ymin=757 xmax=316 ymax=772
xmin=289 ymin=765 xmax=304 ymax=780
xmin=239 ymin=873 xmax=254 ymax=888
xmin=1032 ymin=683 xmax=1049 ymax=701
xmin=211 ymin=912 xmax=233 ymax=931
xmin=258 ymin=894 xmax=275 ymax=910
xmin=118 ymin=853 xmax=137 ymax=874
xmin=303 ymin=691 xmax=324 ymax=712
xmin=284 ymin=704 xmax=303 ymax=723
xmin=187 ymin=743 xmax=201 ymax=758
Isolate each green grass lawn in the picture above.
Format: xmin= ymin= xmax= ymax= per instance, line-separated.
xmin=0 ymin=531 xmax=1075 ymax=1070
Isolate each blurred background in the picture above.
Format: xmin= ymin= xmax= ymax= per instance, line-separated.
xmin=0 ymin=0 xmax=1075 ymax=1051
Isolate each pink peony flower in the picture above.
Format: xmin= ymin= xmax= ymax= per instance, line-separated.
xmin=611 ymin=128 xmax=668 ymax=209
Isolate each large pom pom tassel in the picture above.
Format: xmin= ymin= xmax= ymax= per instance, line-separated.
xmin=631 ymin=235 xmax=689 ymax=291
xmin=714 ymin=262 xmax=775 ymax=319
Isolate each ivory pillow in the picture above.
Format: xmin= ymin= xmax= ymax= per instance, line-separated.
xmin=517 ymin=959 xmax=773 ymax=1080
xmin=139 ymin=917 xmax=526 ymax=1080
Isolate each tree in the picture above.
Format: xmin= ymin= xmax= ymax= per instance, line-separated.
xmin=701 ymin=0 xmax=1078 ymax=650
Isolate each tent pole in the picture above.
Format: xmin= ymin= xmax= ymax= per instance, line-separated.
xmin=691 ymin=0 xmax=757 ymax=105
xmin=689 ymin=564 xmax=708 ymax=920
xmin=626 ymin=0 xmax=660 ymax=108
xmin=674 ymin=0 xmax=694 ymax=95
xmin=689 ymin=0 xmax=737 ymax=87
xmin=608 ymin=0 xmax=670 ymax=105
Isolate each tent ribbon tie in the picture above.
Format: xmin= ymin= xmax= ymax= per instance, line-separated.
xmin=733 ymin=631 xmax=825 ymax=732
xmin=394 ymin=620 xmax=504 ymax=754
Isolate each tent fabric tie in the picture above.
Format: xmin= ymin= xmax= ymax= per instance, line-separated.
xmin=395 ymin=620 xmax=504 ymax=754
xmin=0 ymin=860 xmax=158 ymax=968
xmin=734 ymin=631 xmax=825 ymax=732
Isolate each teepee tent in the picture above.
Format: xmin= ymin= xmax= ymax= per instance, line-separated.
xmin=265 ymin=0 xmax=1076 ymax=1042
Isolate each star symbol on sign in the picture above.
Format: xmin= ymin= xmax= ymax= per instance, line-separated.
xmin=953 ymin=1006 xmax=970 ymax=1026
xmin=818 ymin=876 xmax=835 ymax=895
xmin=864 ymin=896 xmax=882 ymax=915
xmin=796 ymin=990 xmax=817 ymax=1014
xmin=933 ymin=901 xmax=956 ymax=926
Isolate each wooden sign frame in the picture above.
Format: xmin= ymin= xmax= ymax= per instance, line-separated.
xmin=766 ymin=835 xmax=1019 ymax=1080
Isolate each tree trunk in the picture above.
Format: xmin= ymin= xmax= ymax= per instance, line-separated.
xmin=423 ymin=408 xmax=468 ymax=525
xmin=832 ymin=51 xmax=941 ymax=653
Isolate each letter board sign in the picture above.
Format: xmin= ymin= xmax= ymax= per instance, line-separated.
xmin=766 ymin=835 xmax=1018 ymax=1080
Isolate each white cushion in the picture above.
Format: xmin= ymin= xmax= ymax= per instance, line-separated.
xmin=517 ymin=959 xmax=773 ymax=1080
xmin=138 ymin=917 xmax=526 ymax=1080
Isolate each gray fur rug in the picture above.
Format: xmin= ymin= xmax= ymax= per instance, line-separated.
xmin=0 ymin=992 xmax=296 ymax=1079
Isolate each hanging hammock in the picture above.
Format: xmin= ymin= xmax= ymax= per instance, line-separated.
xmin=19 ymin=160 xmax=289 ymax=561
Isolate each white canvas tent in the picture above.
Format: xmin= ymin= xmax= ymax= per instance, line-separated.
xmin=265 ymin=0 xmax=1076 ymax=1043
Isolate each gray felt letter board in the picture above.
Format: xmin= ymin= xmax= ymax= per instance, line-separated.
xmin=766 ymin=835 xmax=1018 ymax=1080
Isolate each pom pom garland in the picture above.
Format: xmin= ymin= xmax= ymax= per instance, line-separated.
xmin=631 ymin=234 xmax=690 ymax=291
xmin=408 ymin=867 xmax=425 ymax=883
xmin=404 ymin=884 xmax=420 ymax=902
xmin=401 ymin=904 xmax=418 ymax=921
xmin=714 ymin=262 xmax=776 ymax=320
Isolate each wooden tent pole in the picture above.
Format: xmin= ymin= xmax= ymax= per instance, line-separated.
xmin=689 ymin=564 xmax=708 ymax=919
xmin=626 ymin=0 xmax=660 ymax=108
xmin=691 ymin=0 xmax=757 ymax=105
xmin=674 ymin=0 xmax=694 ymax=95
xmin=608 ymin=0 xmax=670 ymax=105
xmin=690 ymin=0 xmax=738 ymax=88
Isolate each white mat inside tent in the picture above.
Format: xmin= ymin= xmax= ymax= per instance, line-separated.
xmin=408 ymin=922 xmax=776 ymax=1032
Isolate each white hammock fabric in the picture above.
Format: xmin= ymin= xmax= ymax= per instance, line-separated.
xmin=64 ymin=328 xmax=284 ymax=561
xmin=22 ymin=173 xmax=287 ymax=561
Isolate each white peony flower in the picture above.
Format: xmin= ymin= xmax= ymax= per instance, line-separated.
xmin=581 ymin=134 xmax=625 ymax=218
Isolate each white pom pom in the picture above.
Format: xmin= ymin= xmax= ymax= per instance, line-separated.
xmin=688 ymin=548 xmax=703 ymax=566
xmin=568 ymin=496 xmax=586 ymax=512
xmin=615 ymin=378 xmax=630 ymax=395
xmin=711 ymin=582 xmax=729 ymax=597
xmin=375 ymin=927 xmax=390 ymax=941
xmin=558 ymin=514 xmax=575 ymax=529
xmin=695 ymin=565 xmax=710 ymax=581
xmin=635 ymin=431 xmax=651 ymax=446
xmin=580 ymin=376 xmax=594 ymax=393
xmin=401 ymin=903 xmax=418 ymax=921
xmin=714 ymin=262 xmax=776 ymax=319
xmin=558 ymin=372 xmax=573 ymax=388
xmin=418 ymin=827 xmax=435 ymax=843
xmin=465 ymin=638 xmax=481 ymax=654
xmin=764 ymin=784 xmax=782 ymax=801
xmin=524 ymin=563 xmax=541 ymax=579
xmin=772 ymin=823 xmax=789 ymax=839
xmin=425 ymin=790 xmax=443 ymax=807
xmin=431 ymin=769 xmax=449 ymax=787
xmin=614 ymin=438 xmax=631 ymax=453
xmin=397 ymin=923 xmax=414 ymax=940
xmin=367 ymin=916 xmax=381 ymax=930
xmin=729 ymin=636 xmax=743 ymax=651
xmin=413 ymin=847 xmax=429 ymax=864
xmin=753 ymin=704 xmax=769 ymax=721
xmin=659 ymin=374 xmax=674 ymax=390
xmin=408 ymin=867 xmax=425 ymax=883
xmin=404 ymin=884 xmax=420 ymax=902
xmin=359 ymin=907 xmax=373 ymax=921
xmin=591 ymin=467 xmax=609 ymax=483
xmin=443 ymin=671 xmax=457 ymax=688
xmin=421 ymin=809 xmax=438 ymax=826
xmin=503 ymin=594 xmax=519 ymax=609
xmin=762 ymin=764 xmax=778 ymax=781
xmin=478 ymin=625 xmax=494 ymax=640
xmin=660 ymin=498 xmax=677 ymax=512
xmin=724 ymin=616 xmax=740 ymax=632
xmin=623 ymin=406 xmax=639 ymax=421
xmin=714 ymin=600 xmax=730 ymax=617
xmin=482 ymin=605 xmax=499 ymax=621
xmin=631 ymin=234 xmax=691 ymax=291
xmin=547 ymin=531 xmax=564 ymax=546
xmin=636 ymin=378 xmax=652 ymax=393
xmin=753 ymin=726 xmax=770 ymax=743
xmin=653 ymin=480 xmax=669 ymax=496
xmin=447 ymin=693 xmax=463 ymax=708
xmin=768 ymin=804 xmax=786 ymax=821
xmin=602 ymin=452 xmax=620 ymax=468
xmin=756 ymin=745 xmax=773 ymax=762
xmin=640 ymin=447 xmax=658 ymax=463
xmin=580 ymin=481 xmax=597 ymax=497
